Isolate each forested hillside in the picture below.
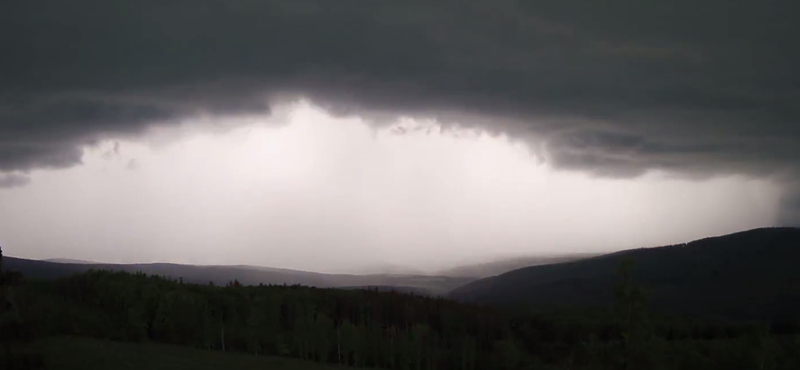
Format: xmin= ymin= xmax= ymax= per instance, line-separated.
xmin=6 ymin=261 xmax=800 ymax=369
xmin=451 ymin=228 xmax=800 ymax=320
xmin=6 ymin=229 xmax=800 ymax=369
xmin=436 ymin=254 xmax=595 ymax=278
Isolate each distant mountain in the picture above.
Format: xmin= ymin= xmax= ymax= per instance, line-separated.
xmin=4 ymin=257 xmax=473 ymax=296
xmin=436 ymin=254 xmax=596 ymax=278
xmin=44 ymin=258 xmax=96 ymax=264
xmin=329 ymin=262 xmax=429 ymax=276
xmin=450 ymin=228 xmax=800 ymax=320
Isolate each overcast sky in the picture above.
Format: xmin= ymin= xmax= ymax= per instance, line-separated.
xmin=0 ymin=1 xmax=797 ymax=273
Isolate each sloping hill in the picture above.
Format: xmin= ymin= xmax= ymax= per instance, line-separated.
xmin=4 ymin=257 xmax=471 ymax=295
xmin=450 ymin=228 xmax=800 ymax=320
xmin=436 ymin=254 xmax=596 ymax=278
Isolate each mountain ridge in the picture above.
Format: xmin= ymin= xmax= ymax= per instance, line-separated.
xmin=4 ymin=257 xmax=473 ymax=295
xmin=450 ymin=227 xmax=800 ymax=320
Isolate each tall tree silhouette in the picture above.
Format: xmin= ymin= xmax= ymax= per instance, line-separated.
xmin=0 ymin=247 xmax=44 ymax=369
xmin=614 ymin=258 xmax=647 ymax=370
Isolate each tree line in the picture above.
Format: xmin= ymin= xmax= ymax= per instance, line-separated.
xmin=5 ymin=249 xmax=800 ymax=369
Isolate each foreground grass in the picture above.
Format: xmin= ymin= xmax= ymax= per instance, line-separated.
xmin=34 ymin=336 xmax=344 ymax=370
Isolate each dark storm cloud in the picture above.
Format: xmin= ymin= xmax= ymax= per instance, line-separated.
xmin=1 ymin=0 xmax=799 ymax=219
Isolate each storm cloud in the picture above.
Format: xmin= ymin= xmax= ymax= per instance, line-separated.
xmin=1 ymin=0 xmax=799 ymax=221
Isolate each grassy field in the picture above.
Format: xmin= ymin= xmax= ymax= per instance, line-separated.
xmin=33 ymin=337 xmax=345 ymax=370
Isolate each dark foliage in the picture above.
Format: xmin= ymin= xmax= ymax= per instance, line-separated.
xmin=6 ymin=228 xmax=800 ymax=369
xmin=12 ymin=266 xmax=800 ymax=369
xmin=1 ymin=247 xmax=46 ymax=369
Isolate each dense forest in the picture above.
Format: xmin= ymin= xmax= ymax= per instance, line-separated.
xmin=4 ymin=247 xmax=800 ymax=370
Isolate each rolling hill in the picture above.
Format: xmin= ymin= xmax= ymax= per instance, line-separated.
xmin=436 ymin=254 xmax=596 ymax=278
xmin=450 ymin=227 xmax=800 ymax=320
xmin=4 ymin=257 xmax=472 ymax=296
